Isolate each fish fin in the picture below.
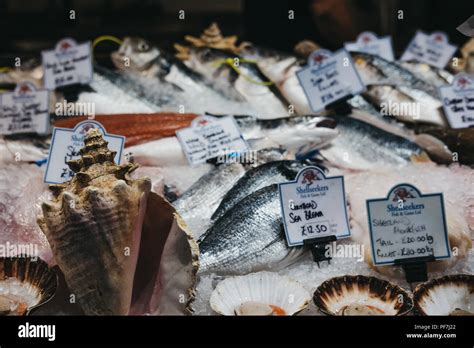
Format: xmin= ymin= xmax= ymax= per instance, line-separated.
xmin=410 ymin=152 xmax=432 ymax=163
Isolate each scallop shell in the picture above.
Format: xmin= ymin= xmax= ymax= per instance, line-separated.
xmin=313 ymin=275 xmax=413 ymax=316
xmin=210 ymin=271 xmax=311 ymax=316
xmin=0 ymin=257 xmax=57 ymax=315
xmin=413 ymin=274 xmax=474 ymax=315
xmin=37 ymin=129 xmax=151 ymax=315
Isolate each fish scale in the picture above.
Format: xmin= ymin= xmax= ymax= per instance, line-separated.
xmin=198 ymin=184 xmax=305 ymax=275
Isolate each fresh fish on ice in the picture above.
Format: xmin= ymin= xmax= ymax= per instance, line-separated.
xmin=180 ymin=46 xmax=290 ymax=118
xmin=198 ymin=185 xmax=305 ymax=275
xmin=397 ymin=60 xmax=454 ymax=87
xmin=319 ymin=114 xmax=432 ymax=170
xmin=211 ymin=160 xmax=310 ymax=221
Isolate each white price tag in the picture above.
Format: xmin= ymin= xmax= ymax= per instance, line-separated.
xmin=439 ymin=74 xmax=474 ymax=129
xmin=296 ymin=49 xmax=365 ymax=113
xmin=400 ymin=31 xmax=457 ymax=69
xmin=367 ymin=183 xmax=451 ymax=266
xmin=344 ymin=31 xmax=395 ymax=61
xmin=279 ymin=166 xmax=350 ymax=247
xmin=44 ymin=120 xmax=125 ymax=184
xmin=176 ymin=115 xmax=250 ymax=166
xmin=0 ymin=81 xmax=49 ymax=135
xmin=42 ymin=38 xmax=93 ymax=90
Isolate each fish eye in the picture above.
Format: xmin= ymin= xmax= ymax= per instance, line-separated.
xmin=138 ymin=41 xmax=149 ymax=52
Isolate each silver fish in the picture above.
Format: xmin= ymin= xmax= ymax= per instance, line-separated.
xmin=183 ymin=46 xmax=290 ymax=119
xmin=211 ymin=160 xmax=309 ymax=221
xmin=319 ymin=114 xmax=432 ymax=170
xmin=111 ymin=37 xmax=256 ymax=115
xmin=397 ymin=60 xmax=454 ymax=87
xmin=364 ymin=84 xmax=447 ymax=127
xmin=198 ymin=184 xmax=305 ymax=275
xmin=351 ymin=52 xmax=440 ymax=98
xmin=173 ymin=149 xmax=288 ymax=239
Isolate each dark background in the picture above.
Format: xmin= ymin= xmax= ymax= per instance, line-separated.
xmin=0 ymin=0 xmax=472 ymax=66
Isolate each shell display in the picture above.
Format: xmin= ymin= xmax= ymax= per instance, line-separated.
xmin=413 ymin=274 xmax=474 ymax=315
xmin=313 ymin=275 xmax=413 ymax=316
xmin=37 ymin=129 xmax=151 ymax=315
xmin=0 ymin=257 xmax=57 ymax=315
xmin=210 ymin=271 xmax=311 ymax=316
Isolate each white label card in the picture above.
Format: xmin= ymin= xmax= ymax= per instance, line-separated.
xmin=296 ymin=49 xmax=365 ymax=113
xmin=366 ymin=183 xmax=451 ymax=266
xmin=344 ymin=31 xmax=395 ymax=61
xmin=0 ymin=81 xmax=49 ymax=135
xmin=279 ymin=166 xmax=351 ymax=247
xmin=439 ymin=74 xmax=474 ymax=129
xmin=175 ymin=115 xmax=250 ymax=166
xmin=400 ymin=31 xmax=457 ymax=69
xmin=44 ymin=120 xmax=125 ymax=184
xmin=42 ymin=38 xmax=93 ymax=90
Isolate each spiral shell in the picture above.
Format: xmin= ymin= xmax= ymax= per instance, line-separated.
xmin=37 ymin=129 xmax=151 ymax=315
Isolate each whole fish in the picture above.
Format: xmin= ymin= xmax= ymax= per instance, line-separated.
xmin=211 ymin=160 xmax=309 ymax=221
xmin=111 ymin=37 xmax=257 ymax=115
xmin=198 ymin=184 xmax=305 ymax=275
xmin=397 ymin=60 xmax=454 ymax=87
xmin=0 ymin=134 xmax=50 ymax=165
xmin=364 ymin=84 xmax=447 ymax=127
xmin=173 ymin=148 xmax=288 ymax=239
xmin=319 ymin=114 xmax=432 ymax=170
xmin=351 ymin=52 xmax=440 ymax=98
xmin=182 ymin=46 xmax=290 ymax=118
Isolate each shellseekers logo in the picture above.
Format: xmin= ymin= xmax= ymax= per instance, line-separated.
xmin=308 ymin=49 xmax=332 ymax=67
xmin=296 ymin=168 xmax=328 ymax=194
xmin=12 ymin=81 xmax=37 ymax=101
xmin=427 ymin=32 xmax=448 ymax=47
xmin=392 ymin=187 xmax=415 ymax=203
xmin=453 ymin=75 xmax=474 ymax=93
xmin=55 ymin=38 xmax=78 ymax=57
xmin=79 ymin=123 xmax=97 ymax=135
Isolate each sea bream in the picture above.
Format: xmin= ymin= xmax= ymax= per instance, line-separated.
xmin=198 ymin=184 xmax=305 ymax=275
xmin=111 ymin=37 xmax=257 ymax=115
xmin=397 ymin=60 xmax=454 ymax=87
xmin=179 ymin=46 xmax=291 ymax=119
xmin=211 ymin=160 xmax=311 ymax=221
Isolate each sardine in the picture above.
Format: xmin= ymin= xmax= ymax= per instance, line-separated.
xmin=198 ymin=184 xmax=305 ymax=275
xmin=211 ymin=160 xmax=309 ymax=221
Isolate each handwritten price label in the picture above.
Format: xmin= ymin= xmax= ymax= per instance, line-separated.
xmin=439 ymin=74 xmax=474 ymax=129
xmin=296 ymin=49 xmax=365 ymax=113
xmin=0 ymin=81 xmax=49 ymax=135
xmin=279 ymin=166 xmax=350 ymax=247
xmin=44 ymin=120 xmax=124 ymax=184
xmin=42 ymin=38 xmax=93 ymax=90
xmin=366 ymin=183 xmax=451 ymax=265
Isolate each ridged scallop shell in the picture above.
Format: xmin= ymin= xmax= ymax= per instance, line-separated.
xmin=37 ymin=129 xmax=151 ymax=315
xmin=313 ymin=275 xmax=413 ymax=316
xmin=413 ymin=274 xmax=474 ymax=315
xmin=210 ymin=271 xmax=311 ymax=316
xmin=0 ymin=257 xmax=57 ymax=315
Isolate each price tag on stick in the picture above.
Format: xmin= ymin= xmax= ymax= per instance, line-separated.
xmin=366 ymin=183 xmax=451 ymax=283
xmin=44 ymin=120 xmax=125 ymax=184
xmin=42 ymin=38 xmax=93 ymax=90
xmin=176 ymin=115 xmax=250 ymax=166
xmin=439 ymin=74 xmax=474 ymax=129
xmin=279 ymin=166 xmax=351 ymax=265
xmin=296 ymin=49 xmax=365 ymax=113
xmin=400 ymin=31 xmax=457 ymax=69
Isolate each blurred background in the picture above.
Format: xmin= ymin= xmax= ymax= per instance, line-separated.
xmin=0 ymin=0 xmax=472 ymax=65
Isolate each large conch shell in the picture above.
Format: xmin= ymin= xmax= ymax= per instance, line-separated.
xmin=37 ymin=129 xmax=151 ymax=315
